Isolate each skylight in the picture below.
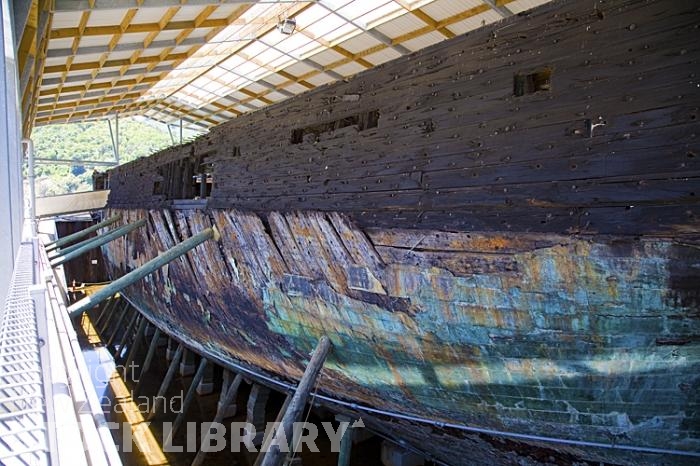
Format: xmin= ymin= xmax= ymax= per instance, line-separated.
xmin=136 ymin=1 xmax=519 ymax=121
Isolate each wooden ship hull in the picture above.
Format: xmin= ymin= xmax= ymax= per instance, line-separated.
xmin=100 ymin=0 xmax=700 ymax=464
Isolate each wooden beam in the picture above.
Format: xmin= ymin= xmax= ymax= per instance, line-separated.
xmin=39 ymin=75 xmax=161 ymax=96
xmin=66 ymin=7 xmax=139 ymax=122
xmin=132 ymin=327 xmax=162 ymax=397
xmin=392 ymin=4 xmax=490 ymax=45
xmin=258 ymin=336 xmax=332 ymax=466
xmin=179 ymin=4 xmax=493 ymax=127
xmin=35 ymin=2 xmax=515 ymax=131
xmin=331 ymin=45 xmax=374 ymax=69
xmin=24 ymin=0 xmax=52 ymax=136
xmin=37 ymin=91 xmax=141 ymax=112
xmin=43 ymin=52 xmax=189 ymax=73
xmin=50 ymin=18 xmax=229 ymax=39
xmin=164 ymin=357 xmax=209 ymax=445
xmin=94 ymin=296 xmax=120 ymax=333
xmin=34 ymin=100 xmax=151 ymax=123
xmin=148 ymin=343 xmax=183 ymax=420
xmin=411 ymin=9 xmax=456 ymax=39
xmin=55 ymin=0 xmax=257 ymax=11
xmin=35 ymin=190 xmax=111 ymax=218
xmin=191 ymin=373 xmax=243 ymax=466
xmin=34 ymin=101 xmax=151 ymax=124
xmin=87 ymin=3 xmax=251 ymax=122
xmin=17 ymin=1 xmax=38 ymax=75
xmin=105 ymin=302 xmax=131 ymax=348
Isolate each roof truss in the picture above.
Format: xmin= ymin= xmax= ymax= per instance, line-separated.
xmin=19 ymin=0 xmax=551 ymax=133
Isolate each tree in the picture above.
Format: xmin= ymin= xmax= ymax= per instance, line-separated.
xmin=31 ymin=117 xmax=200 ymax=195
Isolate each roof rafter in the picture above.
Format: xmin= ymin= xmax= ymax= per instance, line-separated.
xmin=33 ymin=1 xmax=540 ymax=130
xmin=92 ymin=3 xmax=253 ymax=122
xmin=65 ymin=7 xmax=138 ymax=121
xmin=51 ymin=18 xmax=229 ymax=39
xmin=155 ymin=3 xmax=503 ymax=128
xmin=53 ymin=0 xmax=296 ymax=12
xmin=39 ymin=4 xmax=493 ymax=126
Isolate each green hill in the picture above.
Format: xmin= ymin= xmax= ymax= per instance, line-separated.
xmin=32 ymin=118 xmax=199 ymax=196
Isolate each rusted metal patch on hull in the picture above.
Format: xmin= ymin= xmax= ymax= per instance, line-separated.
xmin=100 ymin=207 xmax=700 ymax=465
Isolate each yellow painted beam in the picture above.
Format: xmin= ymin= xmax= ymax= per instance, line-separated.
xmin=25 ymin=0 xmax=53 ymax=137
xmin=411 ymin=9 xmax=456 ymax=39
xmin=17 ymin=1 xmax=38 ymax=75
xmin=44 ymin=52 xmax=189 ymax=73
xmin=37 ymin=91 xmax=141 ymax=112
xmin=39 ymin=75 xmax=161 ymax=96
xmin=85 ymin=4 xmax=249 ymax=122
xmin=50 ymin=18 xmax=228 ymax=39
xmin=331 ymin=45 xmax=374 ymax=69
xmin=35 ymin=1 xmax=517 ymax=132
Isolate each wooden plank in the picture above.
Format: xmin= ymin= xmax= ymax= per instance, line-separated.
xmin=35 ymin=190 xmax=109 ymax=217
xmin=103 ymin=0 xmax=700 ymax=238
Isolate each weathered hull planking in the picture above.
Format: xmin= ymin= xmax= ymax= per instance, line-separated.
xmin=101 ymin=0 xmax=700 ymax=464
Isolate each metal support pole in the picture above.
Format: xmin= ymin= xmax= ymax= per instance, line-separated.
xmin=167 ymin=125 xmax=176 ymax=145
xmin=50 ymin=218 xmax=147 ymax=267
xmin=191 ymin=373 xmax=243 ymax=466
xmin=22 ymin=138 xmax=37 ymax=236
xmin=148 ymin=344 xmax=183 ymax=420
xmin=108 ymin=113 xmax=120 ymax=165
xmin=179 ymin=118 xmax=183 ymax=144
xmin=115 ymin=112 xmax=120 ymax=164
xmin=165 ymin=357 xmax=208 ymax=445
xmin=133 ymin=327 xmax=161 ymax=397
xmin=45 ymin=214 xmax=121 ymax=252
xmin=67 ymin=226 xmax=219 ymax=318
xmin=259 ymin=336 xmax=332 ymax=466
xmin=122 ymin=316 xmax=148 ymax=374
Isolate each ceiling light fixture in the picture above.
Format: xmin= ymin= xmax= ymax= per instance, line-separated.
xmin=277 ymin=17 xmax=296 ymax=35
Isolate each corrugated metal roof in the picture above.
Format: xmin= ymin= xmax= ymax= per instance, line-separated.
xmin=17 ymin=0 xmax=555 ymax=135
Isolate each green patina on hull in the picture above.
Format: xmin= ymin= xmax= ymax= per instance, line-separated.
xmin=95 ymin=0 xmax=700 ymax=463
xmin=99 ymin=207 xmax=700 ymax=465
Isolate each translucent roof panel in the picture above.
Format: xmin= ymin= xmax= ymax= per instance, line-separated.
xmin=304 ymin=72 xmax=336 ymax=87
xmin=357 ymin=2 xmax=404 ymax=29
xmin=364 ymin=47 xmax=402 ymax=66
xmin=401 ymin=31 xmax=446 ymax=52
xmin=39 ymin=0 xmax=555 ymax=129
xmin=507 ymin=0 xmax=552 ymax=15
xmin=447 ymin=10 xmax=502 ymax=35
xmin=422 ymin=0 xmax=485 ymax=22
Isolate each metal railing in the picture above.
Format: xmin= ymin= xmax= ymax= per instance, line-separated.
xmin=0 ymin=241 xmax=50 ymax=465
xmin=0 ymin=225 xmax=122 ymax=466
